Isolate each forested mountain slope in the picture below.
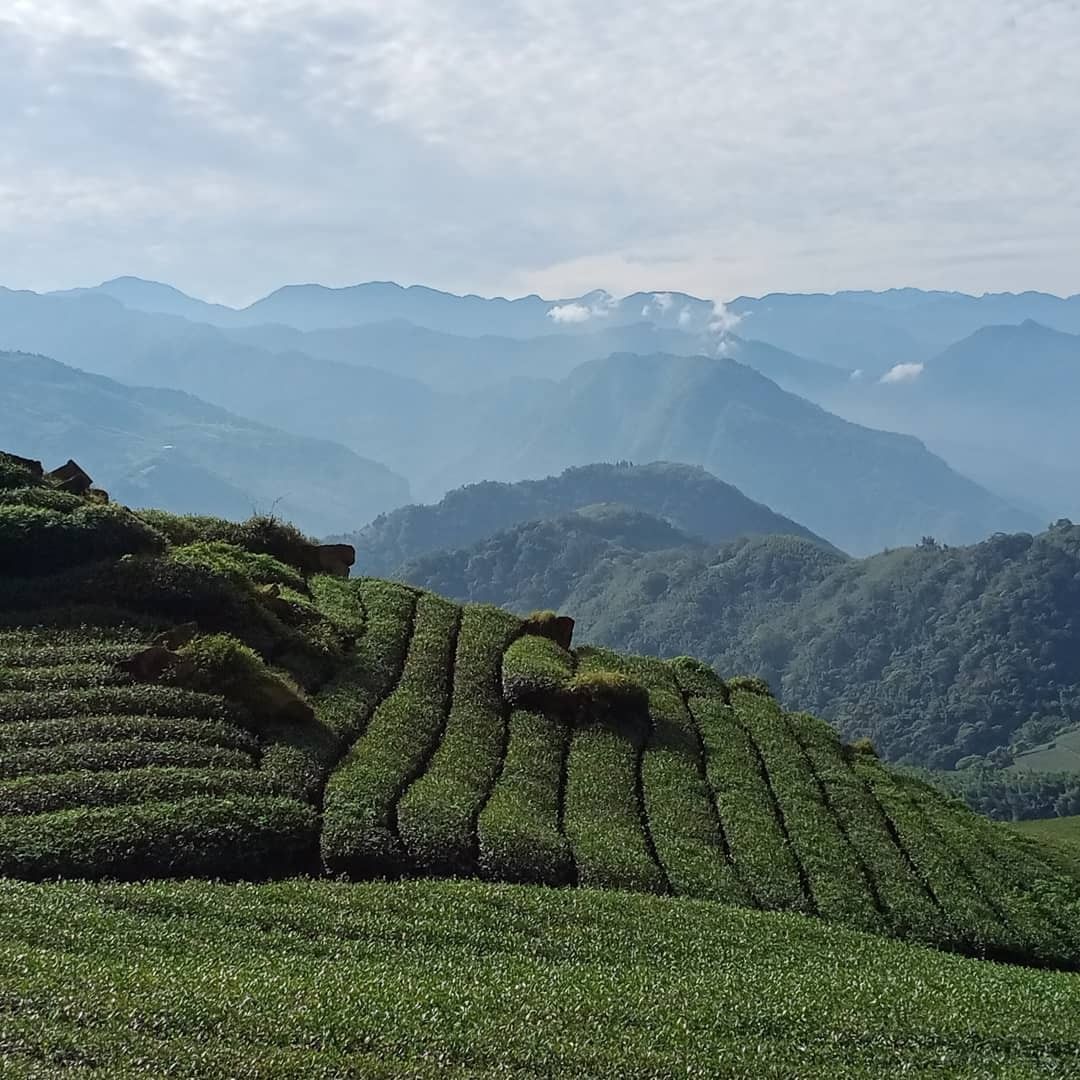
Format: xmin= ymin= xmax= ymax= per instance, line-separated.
xmin=2 ymin=450 xmax=1077 ymax=968
xmin=400 ymin=522 xmax=1080 ymax=769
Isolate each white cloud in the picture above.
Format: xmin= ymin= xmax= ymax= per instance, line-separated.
xmin=707 ymin=300 xmax=742 ymax=336
xmin=1 ymin=1 xmax=1079 ymax=301
xmin=677 ymin=306 xmax=692 ymax=328
xmin=546 ymin=302 xmax=594 ymax=323
xmin=880 ymin=362 xmax=925 ymax=384
xmin=548 ymin=290 xmax=618 ymax=322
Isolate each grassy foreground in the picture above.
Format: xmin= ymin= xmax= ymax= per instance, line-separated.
xmin=1 ymin=879 xmax=1079 ymax=1079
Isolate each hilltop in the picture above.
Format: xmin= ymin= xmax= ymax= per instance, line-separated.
xmin=2 ymin=450 xmax=1079 ymax=972
xmin=342 ymin=461 xmax=831 ymax=578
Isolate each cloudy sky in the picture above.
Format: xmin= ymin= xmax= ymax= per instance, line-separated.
xmin=2 ymin=1 xmax=1078 ymax=305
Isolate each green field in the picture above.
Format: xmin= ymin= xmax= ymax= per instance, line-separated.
xmin=1 ymin=878 xmax=1079 ymax=1079
xmin=1014 ymin=728 xmax=1080 ymax=773
xmin=1012 ymin=816 xmax=1080 ymax=876
xmin=1015 ymin=815 xmax=1080 ymax=843
xmin=2 ymin=450 xmax=1080 ymax=974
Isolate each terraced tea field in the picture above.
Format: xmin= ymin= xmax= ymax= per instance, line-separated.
xmin=1 ymin=451 xmax=1079 ymax=971
xmin=0 ymin=623 xmax=321 ymax=880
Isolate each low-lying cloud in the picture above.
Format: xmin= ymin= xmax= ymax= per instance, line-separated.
xmin=547 ymin=302 xmax=595 ymax=323
xmin=880 ymin=362 xmax=925 ymax=384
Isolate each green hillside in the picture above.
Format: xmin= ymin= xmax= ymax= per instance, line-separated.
xmin=2 ymin=451 xmax=1079 ymax=970
xmin=4 ymin=878 xmax=1080 ymax=1078
xmin=402 ymin=524 xmax=1080 ymax=769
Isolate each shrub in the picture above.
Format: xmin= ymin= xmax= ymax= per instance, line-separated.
xmin=0 ymin=767 xmax=279 ymax=817
xmin=0 ymin=715 xmax=259 ymax=756
xmin=308 ymin=576 xmax=366 ymax=639
xmin=0 ymin=502 xmax=166 ymax=576
xmin=563 ymin=669 xmax=648 ymax=724
xmin=726 ymin=675 xmax=773 ymax=698
xmin=687 ymin=692 xmax=806 ymax=911
xmin=0 ymin=554 xmax=340 ymax=685
xmin=562 ymin=710 xmax=665 ymax=894
xmin=0 ymin=685 xmax=238 ymax=724
xmin=397 ymin=605 xmax=521 ymax=875
xmin=668 ymin=656 xmax=728 ymax=699
xmin=0 ymin=739 xmax=257 ymax=782
xmin=522 ymin=610 xmax=574 ymax=648
xmin=170 ymin=541 xmax=307 ymax=592
xmin=0 ymin=661 xmax=129 ymax=692
xmin=605 ymin=651 xmax=747 ymax=905
xmin=168 ymin=634 xmax=314 ymax=728
xmin=731 ymin=688 xmax=880 ymax=931
xmin=477 ymin=708 xmax=575 ymax=885
xmin=501 ymin=635 xmax=573 ymax=706
xmin=0 ymin=487 xmax=84 ymax=512
xmin=0 ymin=453 xmax=44 ymax=491
xmin=847 ymin=737 xmax=880 ymax=759
xmin=137 ymin=512 xmax=322 ymax=575
xmin=321 ymin=594 xmax=459 ymax=878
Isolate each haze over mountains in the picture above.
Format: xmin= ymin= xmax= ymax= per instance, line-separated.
xmin=0 ymin=350 xmax=408 ymax=535
xmin=4 ymin=275 xmax=1072 ymax=551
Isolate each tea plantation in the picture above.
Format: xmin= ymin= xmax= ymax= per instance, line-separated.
xmin=3 ymin=878 xmax=1080 ymax=1078
xmin=2 ymin=451 xmax=1080 ymax=972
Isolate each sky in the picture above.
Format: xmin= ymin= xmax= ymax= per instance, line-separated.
xmin=2 ymin=0 xmax=1078 ymax=306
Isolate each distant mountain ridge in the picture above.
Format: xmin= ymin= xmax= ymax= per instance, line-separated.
xmin=819 ymin=320 xmax=1080 ymax=520
xmin=2 ymin=285 xmax=1034 ymax=551
xmin=54 ymin=277 xmax=1080 ymax=359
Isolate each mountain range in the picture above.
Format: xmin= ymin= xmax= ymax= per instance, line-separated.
xmin=1 ymin=282 xmax=1042 ymax=553
xmin=59 ymin=278 xmax=1080 ymax=365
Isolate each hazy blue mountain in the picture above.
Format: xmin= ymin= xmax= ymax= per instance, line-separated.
xmin=0 ymin=286 xmax=449 ymax=480
xmin=2 ymin=281 xmax=1056 ymax=547
xmin=475 ymin=352 xmax=1039 ymax=555
xmin=339 ymin=461 xmax=829 ymax=577
xmin=0 ymin=350 xmax=409 ymax=535
xmin=821 ymin=321 xmax=1080 ymax=520
xmin=51 ymin=277 xmax=240 ymax=324
xmin=224 ymin=317 xmax=849 ymax=396
xmin=729 ymin=289 xmax=1080 ymax=374
xmin=921 ymin=320 xmax=1080 ymax=407
xmin=61 ymin=277 xmax=1080 ymax=364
